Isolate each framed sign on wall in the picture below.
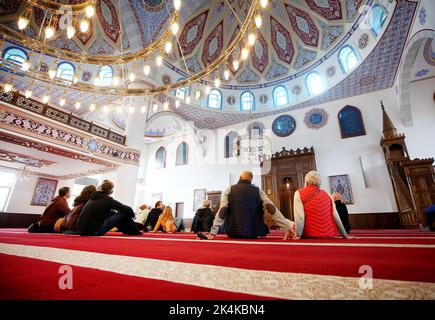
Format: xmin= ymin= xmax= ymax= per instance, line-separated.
xmin=31 ymin=177 xmax=58 ymax=206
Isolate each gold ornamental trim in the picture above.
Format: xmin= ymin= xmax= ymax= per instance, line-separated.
xmin=25 ymin=0 xmax=97 ymax=14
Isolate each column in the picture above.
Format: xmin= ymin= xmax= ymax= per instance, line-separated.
xmin=114 ymin=96 xmax=149 ymax=208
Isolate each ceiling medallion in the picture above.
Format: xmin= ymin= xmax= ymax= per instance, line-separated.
xmin=161 ymin=74 xmax=171 ymax=85
xmin=81 ymin=71 xmax=92 ymax=82
xmin=259 ymin=94 xmax=268 ymax=104
xmin=272 ymin=114 xmax=296 ymax=137
xmin=359 ymin=75 xmax=376 ymax=86
xmin=142 ymin=0 xmax=167 ymax=12
xmin=304 ymin=108 xmax=329 ymax=130
xmin=327 ymin=66 xmax=336 ymax=77
xmin=358 ymin=33 xmax=369 ymax=49
xmin=227 ymin=95 xmax=236 ymax=105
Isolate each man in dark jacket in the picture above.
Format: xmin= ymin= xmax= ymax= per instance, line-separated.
xmin=191 ymin=199 xmax=214 ymax=233
xmin=143 ymin=201 xmax=165 ymax=232
xmin=332 ymin=192 xmax=351 ymax=233
xmin=28 ymin=187 xmax=71 ymax=233
xmin=77 ymin=180 xmax=141 ymax=236
xmin=201 ymin=171 xmax=296 ymax=240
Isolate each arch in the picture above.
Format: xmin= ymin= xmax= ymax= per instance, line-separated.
xmin=56 ymin=62 xmax=76 ymax=82
xmin=338 ymin=45 xmax=360 ymax=73
xmin=370 ymin=4 xmax=387 ymax=36
xmin=155 ymin=146 xmax=166 ymax=169
xmin=2 ymin=46 xmax=28 ymax=66
xmin=272 ymin=85 xmax=289 ymax=107
xmin=399 ymin=29 xmax=435 ymax=126
xmin=176 ymin=142 xmax=188 ymax=165
xmin=99 ymin=65 xmax=113 ymax=86
xmin=240 ymin=91 xmax=255 ymax=111
xmin=207 ymin=89 xmax=222 ymax=109
xmin=305 ymin=71 xmax=324 ymax=96
xmin=338 ymin=105 xmax=366 ymax=138
xmin=224 ymin=131 xmax=241 ymax=158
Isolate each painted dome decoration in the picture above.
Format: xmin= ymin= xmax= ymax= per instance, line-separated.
xmin=304 ymin=108 xmax=329 ymax=130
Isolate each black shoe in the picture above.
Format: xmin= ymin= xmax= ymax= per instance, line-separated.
xmin=197 ymin=231 xmax=209 ymax=240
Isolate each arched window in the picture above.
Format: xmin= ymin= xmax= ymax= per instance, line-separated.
xmin=175 ymin=78 xmax=189 ymax=100
xmin=176 ymin=142 xmax=188 ymax=165
xmin=155 ymin=146 xmax=166 ymax=169
xmin=99 ymin=65 xmax=113 ymax=86
xmin=338 ymin=105 xmax=366 ymax=138
xmin=306 ymin=72 xmax=324 ymax=96
xmin=2 ymin=46 xmax=28 ymax=67
xmin=370 ymin=4 xmax=387 ymax=36
xmin=272 ymin=86 xmax=289 ymax=107
xmin=240 ymin=91 xmax=255 ymax=111
xmin=224 ymin=131 xmax=241 ymax=158
xmin=208 ymin=89 xmax=222 ymax=109
xmin=338 ymin=46 xmax=359 ymax=73
xmin=56 ymin=62 xmax=76 ymax=82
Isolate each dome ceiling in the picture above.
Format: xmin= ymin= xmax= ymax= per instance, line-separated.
xmin=166 ymin=0 xmax=364 ymax=86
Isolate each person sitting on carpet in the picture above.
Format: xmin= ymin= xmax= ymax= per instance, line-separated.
xmin=28 ymin=187 xmax=71 ymax=233
xmin=420 ymin=204 xmax=435 ymax=231
xmin=332 ymin=192 xmax=351 ymax=233
xmin=294 ymin=171 xmax=348 ymax=239
xmin=191 ymin=199 xmax=214 ymax=233
xmin=143 ymin=201 xmax=165 ymax=232
xmin=61 ymin=185 xmax=97 ymax=234
xmin=77 ymin=180 xmax=141 ymax=236
xmin=153 ymin=206 xmax=177 ymax=233
xmin=200 ymin=170 xmax=296 ymax=240
xmin=134 ymin=203 xmax=151 ymax=230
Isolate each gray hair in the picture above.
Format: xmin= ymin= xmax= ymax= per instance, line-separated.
xmin=305 ymin=171 xmax=321 ymax=187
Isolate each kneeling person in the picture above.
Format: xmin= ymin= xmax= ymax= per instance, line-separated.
xmin=77 ymin=180 xmax=141 ymax=236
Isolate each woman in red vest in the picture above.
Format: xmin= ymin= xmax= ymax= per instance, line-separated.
xmin=293 ymin=171 xmax=348 ymax=239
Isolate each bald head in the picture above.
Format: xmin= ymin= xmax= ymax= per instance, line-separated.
xmin=239 ymin=170 xmax=253 ymax=182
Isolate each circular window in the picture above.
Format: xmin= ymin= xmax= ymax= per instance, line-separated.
xmin=272 ymin=115 xmax=296 ymax=137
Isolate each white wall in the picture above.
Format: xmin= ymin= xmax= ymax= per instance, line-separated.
xmin=139 ymin=78 xmax=435 ymax=218
xmin=6 ymin=175 xmax=74 ymax=214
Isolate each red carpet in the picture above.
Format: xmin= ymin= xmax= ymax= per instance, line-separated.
xmin=0 ymin=229 xmax=434 ymax=300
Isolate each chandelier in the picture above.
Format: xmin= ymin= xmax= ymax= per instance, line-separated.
xmin=0 ymin=0 xmax=270 ymax=112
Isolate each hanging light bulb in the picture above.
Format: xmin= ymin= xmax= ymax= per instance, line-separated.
xmin=175 ymin=100 xmax=180 ymax=108
xmin=86 ymin=5 xmax=95 ymax=18
xmin=164 ymin=41 xmax=173 ymax=54
xmin=117 ymin=106 xmax=122 ymax=113
xmin=129 ymin=72 xmax=135 ymax=82
xmin=260 ymin=0 xmax=268 ymax=9
xmin=45 ymin=25 xmax=55 ymax=39
xmin=25 ymin=89 xmax=32 ymax=98
xmin=214 ymin=78 xmax=221 ymax=88
xmin=112 ymin=75 xmax=119 ymax=86
xmin=90 ymin=103 xmax=96 ymax=111
xmin=171 ymin=22 xmax=179 ymax=35
xmin=195 ymin=89 xmax=201 ymax=99
xmin=233 ymin=60 xmax=240 ymax=71
xmin=72 ymin=74 xmax=80 ymax=84
xmin=163 ymin=101 xmax=169 ymax=110
xmin=67 ymin=26 xmax=75 ymax=39
xmin=103 ymin=105 xmax=109 ymax=113
xmin=241 ymin=47 xmax=249 ymax=60
xmin=174 ymin=0 xmax=181 ymax=11
xmin=22 ymin=60 xmax=30 ymax=71
xmin=80 ymin=19 xmax=89 ymax=33
xmin=75 ymin=101 xmax=81 ymax=109
xmin=4 ymin=83 xmax=13 ymax=93
xmin=156 ymin=55 xmax=163 ymax=66
xmin=129 ymin=106 xmax=135 ymax=113
xmin=143 ymin=64 xmax=150 ymax=76
xmin=94 ymin=76 xmax=101 ymax=86
xmin=59 ymin=97 xmax=66 ymax=106
xmin=18 ymin=8 xmax=31 ymax=31
xmin=153 ymin=103 xmax=158 ymax=112
xmin=255 ymin=14 xmax=262 ymax=28
xmin=48 ymin=69 xmax=56 ymax=79
xmin=248 ymin=33 xmax=256 ymax=46
xmin=205 ymin=85 xmax=211 ymax=94
xmin=141 ymin=106 xmax=146 ymax=113
xmin=224 ymin=69 xmax=230 ymax=80
xmin=42 ymin=94 xmax=50 ymax=104
xmin=185 ymin=95 xmax=191 ymax=104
